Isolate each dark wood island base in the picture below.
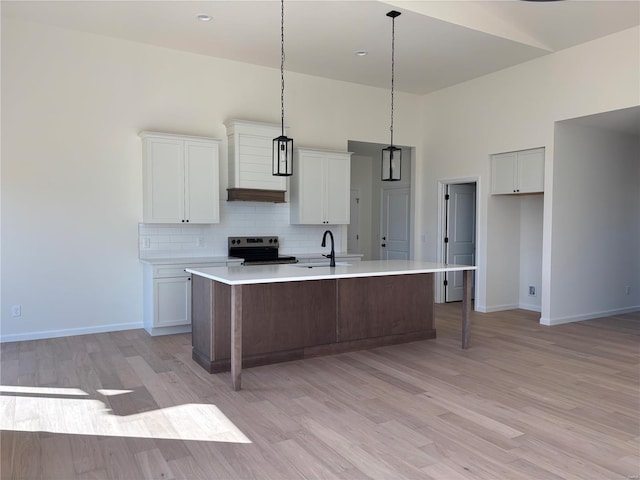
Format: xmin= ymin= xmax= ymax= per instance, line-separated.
xmin=191 ymin=273 xmax=436 ymax=374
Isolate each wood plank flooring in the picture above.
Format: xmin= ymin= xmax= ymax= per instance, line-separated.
xmin=1 ymin=304 xmax=639 ymax=479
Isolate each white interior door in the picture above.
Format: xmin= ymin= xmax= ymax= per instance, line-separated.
xmin=348 ymin=190 xmax=360 ymax=254
xmin=381 ymin=187 xmax=410 ymax=260
xmin=445 ymin=183 xmax=476 ymax=302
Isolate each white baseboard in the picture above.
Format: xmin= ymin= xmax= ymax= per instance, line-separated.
xmin=481 ymin=303 xmax=519 ymax=313
xmin=540 ymin=306 xmax=640 ymax=326
xmin=518 ymin=303 xmax=542 ymax=313
xmin=0 ymin=321 xmax=144 ymax=343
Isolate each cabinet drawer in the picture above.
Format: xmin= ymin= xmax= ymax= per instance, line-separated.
xmin=153 ymin=266 xmax=190 ymax=278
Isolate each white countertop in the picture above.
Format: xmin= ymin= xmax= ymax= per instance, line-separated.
xmin=186 ymin=260 xmax=476 ymax=286
xmin=139 ymin=256 xmax=242 ymax=265
xmin=293 ymin=252 xmax=363 ymax=259
xmin=139 ymin=253 xmax=361 ymax=265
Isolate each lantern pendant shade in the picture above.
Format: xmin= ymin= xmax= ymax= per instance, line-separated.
xmin=381 ymin=145 xmax=401 ymax=181
xmin=273 ymin=0 xmax=293 ymax=177
xmin=273 ymin=135 xmax=293 ymax=176
xmin=382 ymin=10 xmax=402 ymax=182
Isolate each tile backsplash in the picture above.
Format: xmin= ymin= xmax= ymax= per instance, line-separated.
xmin=139 ymin=202 xmax=343 ymax=258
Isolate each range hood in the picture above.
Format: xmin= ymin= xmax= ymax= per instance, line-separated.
xmin=227 ymin=188 xmax=285 ymax=203
xmin=225 ymin=120 xmax=288 ymax=203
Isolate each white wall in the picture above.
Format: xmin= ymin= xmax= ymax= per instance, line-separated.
xmin=546 ymin=122 xmax=640 ymax=324
xmin=519 ymin=195 xmax=544 ymax=312
xmin=419 ymin=26 xmax=640 ymax=316
xmin=0 ymin=18 xmax=422 ymax=341
xmin=479 ymin=193 xmax=543 ymax=313
xmin=484 ymin=195 xmax=521 ymax=311
xmin=2 ymin=19 xmax=639 ymax=342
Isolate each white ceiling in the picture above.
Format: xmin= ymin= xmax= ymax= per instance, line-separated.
xmin=3 ymin=0 xmax=639 ymax=95
xmin=4 ymin=0 xmax=639 ymax=136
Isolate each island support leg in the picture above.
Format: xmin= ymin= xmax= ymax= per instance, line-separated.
xmin=231 ymin=285 xmax=243 ymax=391
xmin=462 ymin=269 xmax=472 ymax=349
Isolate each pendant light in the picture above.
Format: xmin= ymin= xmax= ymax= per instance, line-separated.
xmin=382 ymin=10 xmax=401 ymax=182
xmin=272 ymin=0 xmax=293 ymax=176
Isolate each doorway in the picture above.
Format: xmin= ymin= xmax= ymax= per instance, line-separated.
xmin=380 ymin=186 xmax=410 ymax=260
xmin=442 ymin=181 xmax=477 ymax=302
xmin=347 ymin=189 xmax=361 ymax=254
xmin=347 ymin=140 xmax=413 ymax=260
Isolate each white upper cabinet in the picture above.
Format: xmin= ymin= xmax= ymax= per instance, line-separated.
xmin=225 ymin=120 xmax=287 ymax=192
xmin=491 ymin=147 xmax=544 ymax=194
xmin=290 ymin=148 xmax=352 ymax=224
xmin=141 ymin=132 xmax=220 ymax=224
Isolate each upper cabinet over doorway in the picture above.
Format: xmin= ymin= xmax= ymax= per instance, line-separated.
xmin=491 ymin=147 xmax=545 ymax=195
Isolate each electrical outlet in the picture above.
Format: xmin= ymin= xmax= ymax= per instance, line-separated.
xmin=11 ymin=305 xmax=21 ymax=317
xmin=528 ymin=286 xmax=536 ymax=297
xmin=625 ymin=286 xmax=631 ymax=295
xmin=142 ymin=237 xmax=151 ymax=249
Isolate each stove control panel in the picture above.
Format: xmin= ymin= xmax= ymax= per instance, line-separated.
xmin=228 ymin=236 xmax=279 ymax=248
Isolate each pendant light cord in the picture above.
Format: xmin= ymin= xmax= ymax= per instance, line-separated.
xmin=390 ymin=14 xmax=395 ymax=147
xmin=280 ymin=0 xmax=285 ymax=136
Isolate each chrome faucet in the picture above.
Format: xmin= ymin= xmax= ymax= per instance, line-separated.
xmin=321 ymin=230 xmax=336 ymax=267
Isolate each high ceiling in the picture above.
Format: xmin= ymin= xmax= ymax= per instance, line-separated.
xmin=2 ymin=1 xmax=639 ymax=95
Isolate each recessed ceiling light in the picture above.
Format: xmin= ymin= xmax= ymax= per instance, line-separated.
xmin=354 ymin=50 xmax=368 ymax=57
xmin=196 ymin=14 xmax=212 ymax=22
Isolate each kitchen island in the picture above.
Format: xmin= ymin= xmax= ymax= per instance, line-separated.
xmin=187 ymin=260 xmax=476 ymax=390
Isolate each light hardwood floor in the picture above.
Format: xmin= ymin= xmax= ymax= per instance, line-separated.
xmin=1 ymin=304 xmax=639 ymax=479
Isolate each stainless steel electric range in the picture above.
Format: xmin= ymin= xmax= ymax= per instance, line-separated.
xmin=228 ymin=236 xmax=297 ymax=265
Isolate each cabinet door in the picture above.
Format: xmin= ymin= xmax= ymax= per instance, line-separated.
xmin=297 ymin=151 xmax=326 ymax=223
xmin=325 ymin=154 xmax=351 ymax=224
xmin=144 ymin=138 xmax=185 ymax=222
xmin=516 ymin=148 xmax=544 ymax=193
xmin=154 ymin=277 xmax=191 ymax=328
xmin=491 ymin=152 xmax=517 ymax=194
xmin=184 ymin=140 xmax=220 ymax=223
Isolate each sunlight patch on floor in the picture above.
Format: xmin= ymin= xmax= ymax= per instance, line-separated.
xmin=0 ymin=385 xmax=251 ymax=443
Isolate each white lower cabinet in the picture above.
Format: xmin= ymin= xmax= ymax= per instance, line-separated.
xmin=153 ymin=277 xmax=191 ymax=330
xmin=142 ymin=260 xmax=239 ymax=336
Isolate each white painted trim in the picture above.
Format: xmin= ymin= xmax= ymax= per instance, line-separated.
xmin=518 ymin=303 xmax=542 ymax=313
xmin=436 ymin=177 xmax=480 ymax=305
xmin=540 ymin=306 xmax=640 ymax=326
xmin=482 ymin=303 xmax=520 ymax=313
xmin=0 ymin=322 xmax=144 ymax=343
xmin=145 ymin=324 xmax=192 ymax=337
xmin=474 ymin=303 xmax=488 ymax=313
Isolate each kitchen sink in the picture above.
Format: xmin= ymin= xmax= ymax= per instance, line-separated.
xmin=294 ymin=262 xmax=351 ymax=268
